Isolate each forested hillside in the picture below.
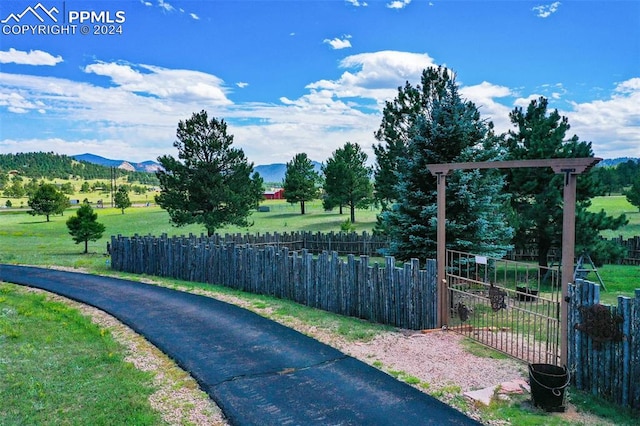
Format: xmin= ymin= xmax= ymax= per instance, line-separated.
xmin=0 ymin=152 xmax=157 ymax=184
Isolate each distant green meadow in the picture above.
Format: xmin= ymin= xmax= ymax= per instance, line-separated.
xmin=588 ymin=195 xmax=640 ymax=238
xmin=0 ymin=200 xmax=377 ymax=269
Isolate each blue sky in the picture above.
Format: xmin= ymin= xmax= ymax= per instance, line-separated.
xmin=0 ymin=0 xmax=638 ymax=165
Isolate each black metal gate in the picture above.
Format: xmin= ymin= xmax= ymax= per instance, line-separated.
xmin=446 ymin=250 xmax=562 ymax=365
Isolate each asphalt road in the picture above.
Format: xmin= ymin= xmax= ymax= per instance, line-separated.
xmin=0 ymin=264 xmax=482 ymax=425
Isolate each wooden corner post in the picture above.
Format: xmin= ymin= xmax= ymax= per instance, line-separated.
xmin=550 ymin=159 xmax=601 ymax=365
xmin=436 ymin=170 xmax=448 ymax=328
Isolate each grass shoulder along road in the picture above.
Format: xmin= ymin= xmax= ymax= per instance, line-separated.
xmin=0 ymin=283 xmax=165 ymax=425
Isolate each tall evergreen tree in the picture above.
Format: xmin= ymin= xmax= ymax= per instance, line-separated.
xmin=155 ymin=111 xmax=264 ymax=236
xmin=505 ymin=97 xmax=627 ymax=266
xmin=322 ymin=142 xmax=373 ymax=223
xmin=373 ymin=67 xmax=454 ymax=210
xmin=283 ymin=153 xmax=320 ymax=214
xmin=617 ymin=159 xmax=640 ymax=187
xmin=379 ymin=67 xmax=513 ymax=261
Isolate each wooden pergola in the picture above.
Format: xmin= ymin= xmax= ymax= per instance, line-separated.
xmin=427 ymin=157 xmax=601 ymax=365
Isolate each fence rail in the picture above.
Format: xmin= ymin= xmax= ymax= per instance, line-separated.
xmin=506 ymin=236 xmax=640 ymax=265
xmin=109 ymin=234 xmax=437 ymax=330
xmin=568 ymin=279 xmax=640 ymax=409
xmin=194 ymin=231 xmax=390 ymax=257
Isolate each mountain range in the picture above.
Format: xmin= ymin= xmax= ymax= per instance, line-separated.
xmin=73 ymin=153 xmax=162 ymax=174
xmin=73 ymin=153 xmax=638 ymax=184
xmin=72 ymin=153 xmax=323 ymax=184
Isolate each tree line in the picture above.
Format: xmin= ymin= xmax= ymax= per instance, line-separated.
xmin=0 ymin=152 xmax=158 ymax=185
xmin=154 ymin=67 xmax=634 ymax=266
xmin=2 ymin=175 xmax=151 ymax=201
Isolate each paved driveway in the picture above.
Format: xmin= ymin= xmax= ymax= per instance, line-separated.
xmin=0 ymin=264 xmax=481 ymax=425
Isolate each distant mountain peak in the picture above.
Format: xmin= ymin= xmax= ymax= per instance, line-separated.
xmin=72 ymin=153 xmax=162 ymax=173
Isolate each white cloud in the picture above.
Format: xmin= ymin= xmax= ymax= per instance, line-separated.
xmin=0 ymin=91 xmax=45 ymax=114
xmin=150 ymin=0 xmax=203 ymax=21
xmin=307 ymin=51 xmax=437 ymax=104
xmin=84 ymin=61 xmax=231 ymax=103
xmin=564 ymin=78 xmax=640 ymax=158
xmin=387 ymin=0 xmax=411 ymax=10
xmin=0 ymin=48 xmax=63 ymax=66
xmin=236 ymin=82 xmax=249 ymax=88
xmin=532 ymin=2 xmax=561 ymax=18
xmin=157 ymin=0 xmax=175 ymax=13
xmin=323 ymin=36 xmax=352 ymax=50
xmin=614 ymin=77 xmax=640 ymax=94
xmin=346 ymin=0 xmax=368 ymax=7
xmin=514 ymin=93 xmax=544 ymax=108
xmin=460 ymin=82 xmax=514 ymax=132
xmin=0 ymin=51 xmax=441 ymax=163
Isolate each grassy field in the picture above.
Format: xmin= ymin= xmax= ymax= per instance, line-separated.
xmin=0 ymin=177 xmax=156 ymax=208
xmin=0 ymin=200 xmax=378 ymax=267
xmin=0 ymin=283 xmax=164 ymax=425
xmin=589 ymin=195 xmax=640 ymax=238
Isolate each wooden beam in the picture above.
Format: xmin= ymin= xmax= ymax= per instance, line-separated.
xmin=426 ymin=158 xmax=601 ymax=176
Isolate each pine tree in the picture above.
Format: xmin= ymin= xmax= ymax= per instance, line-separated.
xmin=283 ymin=153 xmax=320 ymax=214
xmin=322 ymin=142 xmax=373 ymax=223
xmin=379 ymin=67 xmax=513 ymax=261
xmin=66 ymin=202 xmax=106 ymax=253
xmin=373 ymin=67 xmax=454 ymax=210
xmin=155 ymin=111 xmax=264 ymax=236
xmin=625 ymin=177 xmax=640 ymax=212
xmin=505 ymin=97 xmax=627 ymax=266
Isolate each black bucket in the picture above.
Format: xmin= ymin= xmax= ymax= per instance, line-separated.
xmin=529 ymin=364 xmax=570 ymax=412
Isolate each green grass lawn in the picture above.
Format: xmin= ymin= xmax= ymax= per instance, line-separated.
xmin=0 ymin=283 xmax=164 ymax=425
xmin=589 ymin=195 xmax=640 ymax=238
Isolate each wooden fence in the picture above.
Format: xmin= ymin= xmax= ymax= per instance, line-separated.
xmin=109 ymin=234 xmax=437 ymax=330
xmin=568 ymin=279 xmax=640 ymax=409
xmin=607 ymin=236 xmax=640 ymax=265
xmin=198 ymin=231 xmax=390 ymax=257
xmin=506 ymin=236 xmax=640 ymax=265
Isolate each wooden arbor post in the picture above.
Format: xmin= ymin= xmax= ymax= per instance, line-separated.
xmin=427 ymin=157 xmax=600 ymax=366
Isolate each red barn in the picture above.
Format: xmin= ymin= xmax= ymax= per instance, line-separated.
xmin=263 ymin=188 xmax=285 ymax=200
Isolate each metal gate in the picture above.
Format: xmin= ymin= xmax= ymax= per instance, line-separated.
xmin=446 ymin=250 xmax=562 ymax=365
